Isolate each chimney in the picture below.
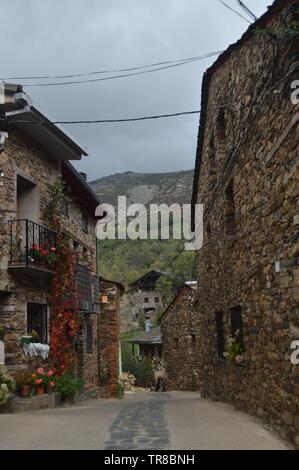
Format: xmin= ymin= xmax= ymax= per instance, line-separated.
xmin=80 ymin=172 xmax=87 ymax=181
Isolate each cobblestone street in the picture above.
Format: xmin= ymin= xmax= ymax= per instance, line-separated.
xmin=0 ymin=392 xmax=290 ymax=450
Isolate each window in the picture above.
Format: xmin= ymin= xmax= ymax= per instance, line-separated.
xmin=144 ymin=297 xmax=149 ymax=303
xmin=27 ymin=303 xmax=48 ymax=344
xmin=173 ymin=338 xmax=179 ymax=351
xmin=86 ymin=324 xmax=93 ymax=353
xmin=154 ymin=297 xmax=160 ymax=303
xmin=230 ymin=305 xmax=243 ymax=347
xmin=225 ymin=179 xmax=236 ymax=233
xmin=215 ymin=311 xmax=225 ymax=359
xmin=81 ymin=214 xmax=88 ymax=233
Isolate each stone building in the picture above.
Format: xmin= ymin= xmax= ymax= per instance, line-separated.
xmin=191 ymin=0 xmax=299 ymax=446
xmin=160 ymin=284 xmax=199 ymax=391
xmin=121 ymin=270 xmax=177 ymax=332
xmin=129 ymin=325 xmax=163 ymax=359
xmin=0 ymin=83 xmax=101 ymax=390
xmin=99 ymin=277 xmax=124 ymax=398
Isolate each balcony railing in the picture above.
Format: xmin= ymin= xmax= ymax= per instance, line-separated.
xmin=77 ymin=264 xmax=100 ymax=314
xmin=8 ymin=219 xmax=57 ymax=272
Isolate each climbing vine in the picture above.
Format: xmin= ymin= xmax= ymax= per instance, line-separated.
xmin=46 ymin=180 xmax=80 ymax=375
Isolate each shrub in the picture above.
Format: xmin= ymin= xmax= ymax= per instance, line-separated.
xmin=122 ymin=353 xmax=154 ymax=387
xmin=0 ymin=365 xmax=15 ymax=406
xmin=55 ymin=372 xmax=84 ymax=399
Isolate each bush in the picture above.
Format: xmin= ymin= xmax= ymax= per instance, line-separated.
xmin=122 ymin=353 xmax=154 ymax=387
xmin=55 ymin=372 xmax=84 ymax=399
xmin=0 ymin=365 xmax=15 ymax=406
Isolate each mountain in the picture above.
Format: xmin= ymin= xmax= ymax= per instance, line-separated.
xmin=89 ymin=170 xmax=195 ymax=286
xmin=89 ymin=170 xmax=194 ymax=208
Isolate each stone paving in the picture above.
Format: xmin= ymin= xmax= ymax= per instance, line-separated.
xmin=105 ymin=393 xmax=170 ymax=450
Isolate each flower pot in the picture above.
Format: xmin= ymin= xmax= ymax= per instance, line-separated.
xmin=22 ymin=336 xmax=32 ymax=345
xmin=20 ymin=385 xmax=31 ymax=397
xmin=35 ymin=385 xmax=45 ymax=395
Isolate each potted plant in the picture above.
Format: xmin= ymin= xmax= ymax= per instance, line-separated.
xmin=30 ymin=330 xmax=40 ymax=344
xmin=54 ymin=372 xmax=84 ymax=403
xmin=44 ymin=369 xmax=56 ymax=394
xmin=22 ymin=334 xmax=33 ymax=345
xmin=223 ymin=330 xmax=244 ymax=365
xmin=32 ymin=367 xmax=47 ymax=395
xmin=14 ymin=370 xmax=34 ymax=397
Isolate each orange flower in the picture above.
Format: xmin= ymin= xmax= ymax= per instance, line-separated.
xmin=35 ymin=379 xmax=42 ymax=385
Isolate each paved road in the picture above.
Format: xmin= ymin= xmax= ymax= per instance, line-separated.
xmin=0 ymin=391 xmax=290 ymax=450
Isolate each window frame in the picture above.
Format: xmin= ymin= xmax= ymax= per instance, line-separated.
xmin=26 ymin=302 xmax=48 ymax=344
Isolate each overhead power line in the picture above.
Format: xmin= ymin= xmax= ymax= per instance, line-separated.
xmin=1 ymin=51 xmax=223 ymax=82
xmin=11 ymin=52 xmax=222 ymax=87
xmin=3 ymin=105 xmax=227 ymax=125
xmin=235 ymin=0 xmax=258 ymax=21
xmin=217 ymin=0 xmax=252 ymax=24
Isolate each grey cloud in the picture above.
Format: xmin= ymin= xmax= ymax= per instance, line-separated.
xmin=1 ymin=0 xmax=270 ymax=178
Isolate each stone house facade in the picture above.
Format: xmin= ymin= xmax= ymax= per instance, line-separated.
xmin=160 ymin=285 xmax=199 ymax=391
xmin=0 ymin=84 xmax=101 ymax=390
xmin=122 ymin=270 xmax=176 ymax=332
xmin=191 ymin=0 xmax=299 ymax=446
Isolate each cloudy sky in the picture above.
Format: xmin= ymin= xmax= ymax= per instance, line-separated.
xmin=1 ymin=0 xmax=271 ymax=179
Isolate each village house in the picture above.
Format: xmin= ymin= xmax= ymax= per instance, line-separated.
xmin=0 ymin=83 xmax=102 ymax=391
xmin=129 ymin=324 xmax=163 ymax=359
xmin=160 ymin=283 xmax=199 ymax=391
xmin=191 ymin=0 xmax=299 ymax=446
xmin=121 ymin=270 xmax=177 ymax=332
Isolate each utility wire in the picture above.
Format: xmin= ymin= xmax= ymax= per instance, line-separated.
xmin=18 ymin=53 xmax=222 ymax=87
xmin=217 ymin=0 xmax=252 ymax=24
xmin=235 ymin=0 xmax=258 ymax=21
xmin=1 ymin=52 xmax=223 ymax=81
xmin=3 ymin=105 xmax=227 ymax=125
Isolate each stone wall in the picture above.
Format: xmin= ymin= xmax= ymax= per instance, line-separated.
xmin=193 ymin=1 xmax=299 ymax=447
xmin=161 ymin=286 xmax=200 ymax=391
xmin=0 ymin=127 xmax=99 ymax=388
xmin=99 ymin=280 xmax=122 ymax=398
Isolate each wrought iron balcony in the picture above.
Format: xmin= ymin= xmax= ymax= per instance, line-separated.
xmin=8 ymin=219 xmax=57 ymax=274
xmin=77 ymin=264 xmax=100 ymax=314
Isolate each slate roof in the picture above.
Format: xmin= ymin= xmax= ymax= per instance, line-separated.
xmin=128 ymin=326 xmax=162 ymax=345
